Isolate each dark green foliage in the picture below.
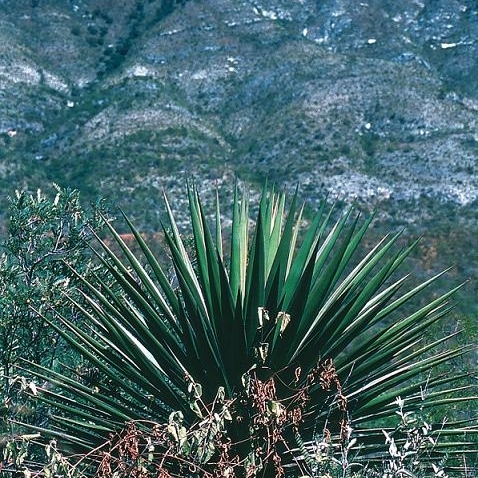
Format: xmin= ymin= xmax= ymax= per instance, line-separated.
xmin=17 ymin=185 xmax=478 ymax=477
xmin=70 ymin=26 xmax=81 ymax=36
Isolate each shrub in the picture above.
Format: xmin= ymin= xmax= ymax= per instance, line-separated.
xmin=16 ymin=185 xmax=478 ymax=477
xmin=0 ymin=186 xmax=110 ymax=433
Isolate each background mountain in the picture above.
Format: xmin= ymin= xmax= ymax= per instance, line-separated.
xmin=0 ymin=0 xmax=477 ymax=323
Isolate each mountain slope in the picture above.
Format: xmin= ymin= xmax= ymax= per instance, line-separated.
xmin=0 ymin=1 xmax=477 ymax=322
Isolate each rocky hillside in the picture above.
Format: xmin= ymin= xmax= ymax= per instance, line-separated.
xmin=1 ymin=0 xmax=477 ymax=318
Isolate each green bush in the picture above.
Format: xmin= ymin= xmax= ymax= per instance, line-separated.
xmin=13 ymin=185 xmax=478 ymax=477
xmin=0 ymin=186 xmax=110 ymax=432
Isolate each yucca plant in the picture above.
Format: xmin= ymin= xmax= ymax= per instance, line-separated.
xmin=20 ymin=185 xmax=477 ymax=477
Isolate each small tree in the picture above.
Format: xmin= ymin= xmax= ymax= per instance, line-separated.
xmin=0 ymin=185 xmax=109 ymax=427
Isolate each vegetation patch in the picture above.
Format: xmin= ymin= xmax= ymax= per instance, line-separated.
xmin=1 ymin=185 xmax=476 ymax=477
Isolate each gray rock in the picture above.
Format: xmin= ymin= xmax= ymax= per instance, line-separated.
xmin=0 ymin=2 xmax=477 ymax=304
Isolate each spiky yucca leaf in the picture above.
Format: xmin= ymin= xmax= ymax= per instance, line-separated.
xmin=24 ymin=186 xmax=477 ymax=474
